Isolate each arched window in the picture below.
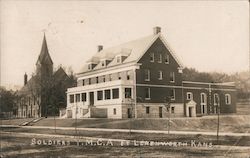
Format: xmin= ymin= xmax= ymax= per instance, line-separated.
xmin=200 ymin=93 xmax=207 ymax=114
xmin=225 ymin=94 xmax=231 ymax=105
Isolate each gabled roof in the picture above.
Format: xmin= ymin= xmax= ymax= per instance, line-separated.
xmin=78 ymin=33 xmax=183 ymax=74
xmin=36 ymin=34 xmax=53 ymax=65
xmin=53 ymin=67 xmax=69 ymax=82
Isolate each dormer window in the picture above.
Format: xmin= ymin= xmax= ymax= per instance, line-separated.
xmin=101 ymin=60 xmax=106 ymax=67
xmin=88 ymin=64 xmax=92 ymax=70
xmin=117 ymin=56 xmax=121 ymax=63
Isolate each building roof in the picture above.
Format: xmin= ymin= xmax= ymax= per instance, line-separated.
xmin=36 ymin=34 xmax=53 ymax=65
xmin=78 ymin=32 xmax=183 ymax=74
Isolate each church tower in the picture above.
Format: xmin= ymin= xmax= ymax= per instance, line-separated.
xmin=36 ymin=33 xmax=53 ymax=79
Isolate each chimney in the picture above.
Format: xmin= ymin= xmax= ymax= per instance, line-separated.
xmin=153 ymin=26 xmax=161 ymax=35
xmin=97 ymin=45 xmax=103 ymax=52
xmin=24 ymin=73 xmax=28 ymax=85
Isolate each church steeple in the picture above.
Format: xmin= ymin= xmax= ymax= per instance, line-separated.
xmin=36 ymin=33 xmax=53 ymax=76
xmin=36 ymin=33 xmax=53 ymax=66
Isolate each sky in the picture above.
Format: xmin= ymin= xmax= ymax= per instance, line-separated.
xmin=0 ymin=0 xmax=249 ymax=89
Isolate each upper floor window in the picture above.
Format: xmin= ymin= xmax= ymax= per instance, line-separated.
xmin=76 ymin=94 xmax=80 ymax=102
xmin=201 ymin=93 xmax=207 ymax=104
xmin=109 ymin=74 xmax=112 ymax=81
xmin=81 ymin=93 xmax=86 ymax=102
xmin=165 ymin=54 xmax=169 ymax=64
xmin=112 ymin=88 xmax=119 ymax=99
xmin=225 ymin=94 xmax=231 ymax=105
xmin=97 ymin=91 xmax=103 ymax=100
xmin=104 ymin=89 xmax=111 ymax=100
xmin=96 ymin=77 xmax=99 ymax=84
xmin=82 ymin=79 xmax=85 ymax=86
xmin=170 ymin=89 xmax=175 ymax=100
xmin=117 ymin=56 xmax=121 ymax=63
xmin=88 ymin=64 xmax=92 ymax=70
xmin=113 ymin=108 xmax=116 ymax=115
xmin=150 ymin=53 xmax=154 ymax=62
xmin=118 ymin=72 xmax=121 ymax=80
xmin=103 ymin=75 xmax=106 ymax=82
xmin=214 ymin=93 xmax=220 ymax=105
xmin=145 ymin=88 xmax=151 ymax=100
xmin=69 ymin=95 xmax=74 ymax=103
xmin=89 ymin=78 xmax=91 ymax=85
xmin=125 ymin=88 xmax=132 ymax=98
xmin=144 ymin=69 xmax=150 ymax=81
xmin=171 ymin=107 xmax=175 ymax=113
xmin=186 ymin=92 xmax=193 ymax=100
xmin=158 ymin=54 xmax=162 ymax=63
xmin=170 ymin=72 xmax=175 ymax=82
xmin=158 ymin=71 xmax=163 ymax=80
xmin=126 ymin=71 xmax=131 ymax=80
xmin=101 ymin=60 xmax=106 ymax=67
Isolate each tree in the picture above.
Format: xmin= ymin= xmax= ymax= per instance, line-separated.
xmin=0 ymin=87 xmax=17 ymax=117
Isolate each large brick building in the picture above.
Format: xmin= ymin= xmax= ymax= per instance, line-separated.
xmin=64 ymin=27 xmax=236 ymax=119
xmin=16 ymin=34 xmax=75 ymax=118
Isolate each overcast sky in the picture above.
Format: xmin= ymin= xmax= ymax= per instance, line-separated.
xmin=0 ymin=1 xmax=249 ymax=88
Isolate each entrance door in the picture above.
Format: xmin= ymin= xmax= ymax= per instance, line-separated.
xmin=127 ymin=108 xmax=132 ymax=118
xmin=159 ymin=107 xmax=163 ymax=118
xmin=89 ymin=92 xmax=94 ymax=105
xmin=189 ymin=107 xmax=192 ymax=117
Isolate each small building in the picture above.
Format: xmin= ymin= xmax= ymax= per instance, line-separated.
xmin=64 ymin=27 xmax=236 ymax=119
xmin=16 ymin=34 xmax=75 ymax=118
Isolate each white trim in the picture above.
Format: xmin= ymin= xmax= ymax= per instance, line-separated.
xmin=170 ymin=72 xmax=175 ymax=83
xmin=145 ymin=87 xmax=151 ymax=100
xmin=77 ymin=62 xmax=141 ymax=78
xmin=170 ymin=89 xmax=175 ymax=100
xmin=136 ymin=83 xmax=236 ymax=91
xmin=186 ymin=92 xmax=193 ymax=100
xmin=158 ymin=70 xmax=163 ymax=80
xmin=145 ymin=69 xmax=150 ymax=81
xmin=165 ymin=54 xmax=169 ymax=64
xmin=157 ymin=54 xmax=162 ymax=63
xmin=225 ymin=94 xmax=231 ymax=105
xmin=77 ymin=64 xmax=140 ymax=80
xmin=183 ymin=81 xmax=235 ymax=86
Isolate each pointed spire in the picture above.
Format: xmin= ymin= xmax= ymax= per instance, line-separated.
xmin=36 ymin=33 xmax=53 ymax=65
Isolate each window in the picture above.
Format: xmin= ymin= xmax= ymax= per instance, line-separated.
xmin=104 ymin=89 xmax=111 ymax=100
xmin=214 ymin=93 xmax=219 ymax=105
xmin=170 ymin=89 xmax=175 ymax=100
xmin=146 ymin=107 xmax=150 ymax=114
xmin=144 ymin=69 xmax=150 ymax=81
xmin=76 ymin=94 xmax=80 ymax=102
xmin=81 ymin=93 xmax=86 ymax=102
xmin=109 ymin=74 xmax=112 ymax=81
xmin=96 ymin=77 xmax=99 ymax=84
xmin=125 ymin=88 xmax=132 ymax=98
xmin=117 ymin=56 xmax=121 ymax=63
xmin=158 ymin=71 xmax=163 ymax=80
xmin=126 ymin=71 xmax=131 ymax=80
xmin=113 ymin=108 xmax=116 ymax=115
xmin=70 ymin=95 xmax=74 ymax=103
xmin=150 ymin=53 xmax=154 ymax=62
xmin=201 ymin=93 xmax=207 ymax=104
xmin=101 ymin=61 xmax=105 ymax=67
xmin=225 ymin=94 xmax=231 ymax=105
xmin=103 ymin=75 xmax=106 ymax=82
xmin=186 ymin=92 xmax=193 ymax=100
xmin=171 ymin=107 xmax=175 ymax=113
xmin=158 ymin=54 xmax=162 ymax=63
xmin=112 ymin=88 xmax=119 ymax=99
xmin=118 ymin=72 xmax=121 ymax=80
xmin=145 ymin=88 xmax=151 ymax=99
xmin=97 ymin=91 xmax=103 ymax=100
xmin=89 ymin=78 xmax=91 ymax=85
xmin=82 ymin=79 xmax=85 ymax=86
xmin=88 ymin=64 xmax=92 ymax=70
xmin=170 ymin=72 xmax=175 ymax=82
xmin=165 ymin=54 xmax=169 ymax=64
